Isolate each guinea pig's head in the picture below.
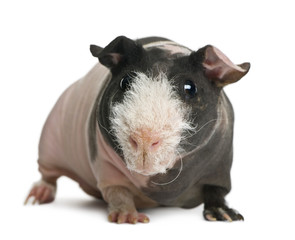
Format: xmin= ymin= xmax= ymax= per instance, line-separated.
xmin=91 ymin=36 xmax=250 ymax=176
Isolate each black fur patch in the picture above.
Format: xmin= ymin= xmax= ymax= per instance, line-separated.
xmin=88 ymin=73 xmax=112 ymax=162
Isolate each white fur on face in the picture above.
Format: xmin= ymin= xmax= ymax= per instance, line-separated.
xmin=110 ymin=72 xmax=193 ymax=176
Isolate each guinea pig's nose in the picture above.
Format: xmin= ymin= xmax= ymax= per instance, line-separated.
xmin=129 ymin=134 xmax=161 ymax=151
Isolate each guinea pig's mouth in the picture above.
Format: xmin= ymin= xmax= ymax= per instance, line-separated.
xmin=126 ymin=154 xmax=178 ymax=177
xmin=129 ymin=156 xmax=184 ymax=186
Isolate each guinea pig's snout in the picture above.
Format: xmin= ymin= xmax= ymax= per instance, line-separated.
xmin=127 ymin=130 xmax=170 ymax=175
xmin=110 ymin=72 xmax=191 ymax=175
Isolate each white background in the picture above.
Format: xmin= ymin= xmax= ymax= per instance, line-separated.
xmin=1 ymin=0 xmax=294 ymax=239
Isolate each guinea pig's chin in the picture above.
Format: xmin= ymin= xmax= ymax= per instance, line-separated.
xmin=129 ymin=167 xmax=167 ymax=177
xmin=126 ymin=158 xmax=176 ymax=176
xmin=133 ymin=169 xmax=160 ymax=177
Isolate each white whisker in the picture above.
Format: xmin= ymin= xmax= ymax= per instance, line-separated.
xmin=195 ymin=119 xmax=218 ymax=134
xmin=180 ymin=119 xmax=219 ymax=148
xmin=97 ymin=120 xmax=112 ymax=136
xmin=151 ymin=151 xmax=183 ymax=186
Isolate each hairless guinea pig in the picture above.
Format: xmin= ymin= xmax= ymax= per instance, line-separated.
xmin=25 ymin=36 xmax=250 ymax=224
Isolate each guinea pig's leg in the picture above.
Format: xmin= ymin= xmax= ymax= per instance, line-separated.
xmin=24 ymin=163 xmax=60 ymax=205
xmin=203 ymin=185 xmax=244 ymax=222
xmin=102 ymin=186 xmax=149 ymax=224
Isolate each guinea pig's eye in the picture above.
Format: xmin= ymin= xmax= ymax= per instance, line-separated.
xmin=120 ymin=73 xmax=136 ymax=91
xmin=184 ymin=80 xmax=197 ymax=98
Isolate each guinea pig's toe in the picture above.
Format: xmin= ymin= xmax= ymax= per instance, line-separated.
xmin=203 ymin=210 xmax=217 ymax=221
xmin=24 ymin=196 xmax=36 ymax=205
xmin=117 ymin=213 xmax=128 ymax=224
xmin=108 ymin=211 xmax=149 ymax=224
xmin=137 ymin=213 xmax=150 ymax=223
xmin=203 ymin=207 xmax=244 ymax=222
xmin=108 ymin=212 xmax=118 ymax=223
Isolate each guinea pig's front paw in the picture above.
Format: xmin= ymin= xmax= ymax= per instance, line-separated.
xmin=103 ymin=186 xmax=149 ymax=224
xmin=203 ymin=206 xmax=244 ymax=222
xmin=108 ymin=210 xmax=149 ymax=224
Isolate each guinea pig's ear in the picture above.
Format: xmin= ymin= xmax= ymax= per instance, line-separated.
xmin=90 ymin=45 xmax=103 ymax=57
xmin=90 ymin=36 xmax=144 ymax=71
xmin=190 ymin=45 xmax=250 ymax=87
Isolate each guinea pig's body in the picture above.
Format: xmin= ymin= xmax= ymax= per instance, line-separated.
xmin=26 ymin=36 xmax=250 ymax=223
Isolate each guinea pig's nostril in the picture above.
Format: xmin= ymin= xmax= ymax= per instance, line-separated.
xmin=151 ymin=140 xmax=161 ymax=150
xmin=129 ymin=136 xmax=138 ymax=149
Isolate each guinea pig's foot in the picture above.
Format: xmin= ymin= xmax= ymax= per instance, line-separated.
xmin=108 ymin=211 xmax=149 ymax=224
xmin=203 ymin=207 xmax=244 ymax=222
xmin=103 ymin=186 xmax=149 ymax=224
xmin=24 ymin=180 xmax=56 ymax=205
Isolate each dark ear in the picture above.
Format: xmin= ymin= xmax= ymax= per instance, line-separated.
xmin=190 ymin=45 xmax=250 ymax=87
xmin=90 ymin=36 xmax=144 ymax=71
xmin=90 ymin=45 xmax=103 ymax=57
